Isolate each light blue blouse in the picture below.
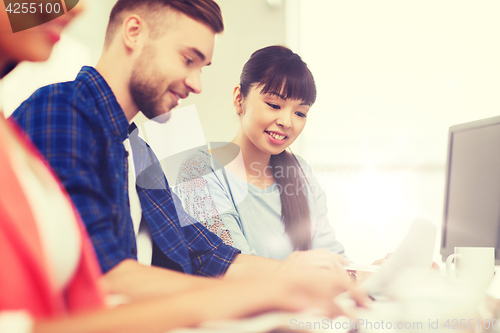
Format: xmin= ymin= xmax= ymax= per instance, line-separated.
xmin=173 ymin=150 xmax=345 ymax=260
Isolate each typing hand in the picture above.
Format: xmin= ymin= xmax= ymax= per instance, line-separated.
xmin=282 ymin=248 xmax=350 ymax=271
xmin=275 ymin=250 xmax=368 ymax=316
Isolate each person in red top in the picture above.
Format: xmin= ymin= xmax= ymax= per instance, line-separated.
xmin=0 ymin=1 xmax=366 ymax=333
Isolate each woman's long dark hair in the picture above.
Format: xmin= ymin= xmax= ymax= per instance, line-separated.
xmin=239 ymin=45 xmax=317 ymax=251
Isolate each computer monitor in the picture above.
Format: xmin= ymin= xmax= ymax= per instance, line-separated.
xmin=441 ymin=115 xmax=500 ymax=263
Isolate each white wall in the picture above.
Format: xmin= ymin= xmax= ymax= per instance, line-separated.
xmin=296 ymin=0 xmax=500 ymax=166
xmin=65 ymin=0 xmax=116 ymax=64
xmin=293 ymin=0 xmax=500 ymax=264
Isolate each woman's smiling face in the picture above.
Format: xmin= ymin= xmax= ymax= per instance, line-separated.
xmin=234 ymin=84 xmax=311 ymax=156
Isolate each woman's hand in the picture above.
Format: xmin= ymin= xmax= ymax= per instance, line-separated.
xmin=277 ymin=249 xmax=368 ymax=313
xmin=282 ymin=249 xmax=350 ymax=271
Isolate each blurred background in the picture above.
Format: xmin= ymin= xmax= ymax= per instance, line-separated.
xmin=2 ymin=0 xmax=500 ymax=264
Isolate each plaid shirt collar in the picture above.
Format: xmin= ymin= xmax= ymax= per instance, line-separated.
xmin=77 ymin=66 xmax=130 ymax=143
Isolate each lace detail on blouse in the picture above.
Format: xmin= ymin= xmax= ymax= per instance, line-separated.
xmin=175 ymin=152 xmax=234 ymax=246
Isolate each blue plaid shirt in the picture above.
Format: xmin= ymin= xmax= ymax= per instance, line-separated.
xmin=11 ymin=66 xmax=239 ymax=275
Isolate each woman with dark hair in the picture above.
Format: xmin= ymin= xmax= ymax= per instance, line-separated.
xmin=175 ymin=45 xmax=345 ymax=260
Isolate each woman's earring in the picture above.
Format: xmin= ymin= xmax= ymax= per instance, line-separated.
xmin=236 ymin=100 xmax=243 ymax=114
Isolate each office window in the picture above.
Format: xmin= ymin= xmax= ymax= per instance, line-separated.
xmin=288 ymin=0 xmax=500 ymax=263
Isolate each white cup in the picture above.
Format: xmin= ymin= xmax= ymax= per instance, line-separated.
xmin=446 ymin=247 xmax=495 ymax=293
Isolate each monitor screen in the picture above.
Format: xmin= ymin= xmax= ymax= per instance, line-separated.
xmin=441 ymin=116 xmax=500 ymax=263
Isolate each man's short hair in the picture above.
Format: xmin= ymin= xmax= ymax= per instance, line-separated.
xmin=105 ymin=0 xmax=223 ymax=46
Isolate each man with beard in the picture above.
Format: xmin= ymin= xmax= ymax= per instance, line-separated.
xmin=11 ymin=0 xmax=361 ymax=306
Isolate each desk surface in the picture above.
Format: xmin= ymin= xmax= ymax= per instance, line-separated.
xmin=170 ymin=272 xmax=497 ymax=333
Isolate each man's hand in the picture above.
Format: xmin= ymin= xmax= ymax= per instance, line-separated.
xmin=225 ymin=251 xmax=369 ymax=316
xmin=101 ymin=259 xmax=219 ymax=301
